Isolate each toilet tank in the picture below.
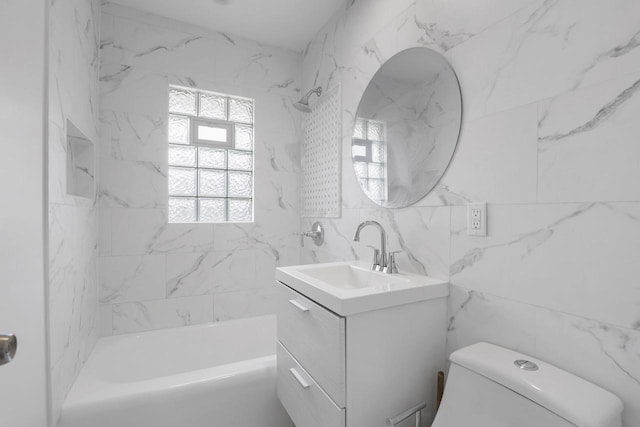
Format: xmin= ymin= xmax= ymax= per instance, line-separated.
xmin=432 ymin=343 xmax=623 ymax=427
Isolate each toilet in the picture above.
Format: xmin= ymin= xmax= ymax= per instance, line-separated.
xmin=432 ymin=343 xmax=623 ymax=427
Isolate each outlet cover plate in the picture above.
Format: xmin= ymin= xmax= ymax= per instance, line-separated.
xmin=467 ymin=203 xmax=487 ymax=236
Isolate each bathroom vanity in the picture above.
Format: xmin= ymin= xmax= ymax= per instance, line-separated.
xmin=275 ymin=262 xmax=448 ymax=427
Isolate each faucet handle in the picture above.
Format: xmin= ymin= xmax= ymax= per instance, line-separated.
xmin=367 ymin=246 xmax=382 ymax=271
xmin=301 ymin=222 xmax=325 ymax=247
xmin=383 ymin=250 xmax=402 ymax=274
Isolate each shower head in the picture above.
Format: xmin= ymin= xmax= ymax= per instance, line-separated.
xmin=294 ymin=86 xmax=322 ymax=113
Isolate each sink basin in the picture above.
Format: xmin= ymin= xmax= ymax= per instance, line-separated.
xmin=300 ymin=263 xmax=411 ymax=290
xmin=276 ymin=262 xmax=448 ymax=315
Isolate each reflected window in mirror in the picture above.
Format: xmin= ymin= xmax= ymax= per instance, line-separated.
xmin=352 ymin=118 xmax=387 ymax=204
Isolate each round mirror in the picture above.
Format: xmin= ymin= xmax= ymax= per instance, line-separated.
xmin=351 ymin=47 xmax=462 ymax=208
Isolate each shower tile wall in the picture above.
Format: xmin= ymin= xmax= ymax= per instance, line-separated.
xmin=48 ymin=0 xmax=101 ymax=424
xmin=300 ymin=1 xmax=640 ymax=425
xmin=97 ymin=3 xmax=302 ymax=335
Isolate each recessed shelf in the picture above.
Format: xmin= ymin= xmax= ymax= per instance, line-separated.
xmin=66 ymin=120 xmax=95 ymax=199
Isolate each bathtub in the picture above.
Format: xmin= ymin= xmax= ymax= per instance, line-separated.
xmin=61 ymin=315 xmax=293 ymax=427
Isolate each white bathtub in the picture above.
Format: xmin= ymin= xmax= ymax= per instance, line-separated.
xmin=61 ymin=315 xmax=293 ymax=427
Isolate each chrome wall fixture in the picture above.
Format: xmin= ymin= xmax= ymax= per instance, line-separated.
xmin=294 ymin=86 xmax=323 ymax=112
xmin=301 ymin=221 xmax=324 ymax=246
xmin=0 ymin=334 xmax=17 ymax=366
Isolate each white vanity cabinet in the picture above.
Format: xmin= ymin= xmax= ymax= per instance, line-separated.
xmin=275 ymin=279 xmax=448 ymax=427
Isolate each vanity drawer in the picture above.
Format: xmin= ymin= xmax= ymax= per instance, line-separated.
xmin=277 ymin=343 xmax=345 ymax=427
xmin=277 ymin=282 xmax=346 ymax=407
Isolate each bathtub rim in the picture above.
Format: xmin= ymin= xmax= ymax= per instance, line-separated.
xmin=63 ymin=314 xmax=277 ymax=410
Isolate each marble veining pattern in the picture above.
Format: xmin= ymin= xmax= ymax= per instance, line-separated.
xmin=299 ymin=1 xmax=640 ymax=424
xmin=98 ymin=4 xmax=302 ymax=336
xmin=47 ymin=1 xmax=640 ymax=425
xmin=49 ymin=0 xmax=101 ymax=425
xmin=538 ymin=72 xmax=640 ymax=202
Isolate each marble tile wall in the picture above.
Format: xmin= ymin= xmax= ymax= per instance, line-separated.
xmin=48 ymin=0 xmax=101 ymax=424
xmin=97 ymin=3 xmax=302 ymax=335
xmin=300 ymin=1 xmax=640 ymax=425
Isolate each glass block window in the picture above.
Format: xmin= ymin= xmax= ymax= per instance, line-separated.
xmin=168 ymin=86 xmax=254 ymax=223
xmin=352 ymin=118 xmax=387 ymax=203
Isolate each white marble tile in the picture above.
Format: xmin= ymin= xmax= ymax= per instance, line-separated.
xmin=103 ymin=13 xmax=218 ymax=83
xmin=100 ymin=110 xmax=167 ymax=163
xmin=110 ymin=208 xmax=214 ymax=256
xmin=211 ymin=226 xmax=301 ymax=278
xmin=49 ymin=205 xmax=75 ymax=301
xmin=52 ymin=325 xmax=97 ymax=423
xmin=73 ymin=207 xmax=98 ymax=259
xmin=48 ymin=0 xmax=101 ymax=422
xmin=102 ymin=2 xmax=296 ymax=66
xmin=333 ymin=1 xmax=441 ymax=105
xmin=415 ymin=0 xmax=538 ymax=51
xmin=97 ymin=4 xmax=302 ymax=335
xmin=358 ymin=206 xmax=451 ymax=278
xmin=49 ymin=0 xmax=100 ymax=136
xmin=50 ymin=336 xmax=83 ymax=427
xmin=99 ymin=304 xmax=113 ymax=337
xmin=448 ymin=0 xmax=640 ymax=120
xmin=253 ymin=90 xmax=300 ymax=137
xmin=300 ymin=11 xmax=349 ymax=95
xmin=98 ymin=208 xmax=111 ymax=256
xmin=213 ymin=43 xmax=301 ymax=94
xmin=538 ymin=72 xmax=640 ymax=202
xmin=254 ymin=240 xmax=301 ymax=288
xmin=101 ymin=3 xmax=189 ymax=34
xmin=535 ymin=309 xmax=640 ymax=427
xmin=300 ymin=23 xmax=334 ymax=94
xmin=49 ymin=203 xmax=99 ymax=364
xmin=446 ymin=285 xmax=537 ymax=357
xmin=341 ymin=0 xmax=415 ymax=62
xmin=48 ymin=124 xmax=68 ymax=206
xmin=98 ymin=255 xmax=166 ymax=304
xmin=254 ymin=131 xmax=300 ymax=174
xmin=450 ymin=202 xmax=640 ymax=330
xmin=166 ymin=250 xmax=255 ymax=297
xmin=301 ymin=209 xmax=363 ymax=264
xmin=418 ymin=103 xmax=538 ymax=206
xmin=49 ymin=263 xmax=78 ymax=368
xmin=112 ymin=295 xmax=214 ymax=334
xmin=99 ymin=158 xmax=166 ymax=208
xmin=213 ymin=286 xmax=277 ymax=322
xmin=347 ymin=4 xmax=440 ymax=92
xmin=100 ymin=65 xmax=169 ymax=117
xmin=253 ymin=171 xmax=299 ymax=220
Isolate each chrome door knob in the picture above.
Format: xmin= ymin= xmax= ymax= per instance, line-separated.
xmin=0 ymin=334 xmax=17 ymax=366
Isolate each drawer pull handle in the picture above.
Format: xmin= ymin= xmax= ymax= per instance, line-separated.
xmin=288 ymin=299 xmax=310 ymax=312
xmin=289 ymin=368 xmax=310 ymax=389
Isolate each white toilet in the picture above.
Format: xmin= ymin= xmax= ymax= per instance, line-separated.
xmin=432 ymin=343 xmax=623 ymax=427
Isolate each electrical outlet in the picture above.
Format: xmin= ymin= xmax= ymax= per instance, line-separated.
xmin=467 ymin=203 xmax=487 ymax=236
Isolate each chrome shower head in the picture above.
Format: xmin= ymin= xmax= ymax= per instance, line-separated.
xmin=294 ymin=86 xmax=322 ymax=113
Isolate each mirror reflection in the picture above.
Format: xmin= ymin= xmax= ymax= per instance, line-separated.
xmin=352 ymin=47 xmax=462 ymax=208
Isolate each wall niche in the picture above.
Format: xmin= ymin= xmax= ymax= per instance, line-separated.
xmin=66 ymin=120 xmax=95 ymax=199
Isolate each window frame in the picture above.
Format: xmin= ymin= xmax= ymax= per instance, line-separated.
xmin=167 ymin=85 xmax=254 ymax=224
xmin=190 ymin=117 xmax=235 ymax=148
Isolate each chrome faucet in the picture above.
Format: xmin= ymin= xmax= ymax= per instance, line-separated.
xmin=353 ymin=220 xmax=388 ymax=272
